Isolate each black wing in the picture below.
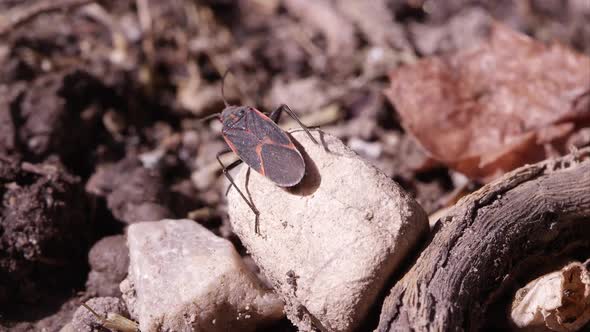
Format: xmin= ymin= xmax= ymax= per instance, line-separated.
xmin=222 ymin=108 xmax=305 ymax=187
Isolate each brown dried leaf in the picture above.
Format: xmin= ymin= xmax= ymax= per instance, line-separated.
xmin=386 ymin=23 xmax=590 ymax=181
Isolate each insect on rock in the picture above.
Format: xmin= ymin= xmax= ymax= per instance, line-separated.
xmin=203 ymin=71 xmax=319 ymax=234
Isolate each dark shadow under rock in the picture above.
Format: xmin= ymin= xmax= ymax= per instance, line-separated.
xmin=0 ymin=155 xmax=89 ymax=314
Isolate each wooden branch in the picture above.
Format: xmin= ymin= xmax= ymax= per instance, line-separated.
xmin=377 ymin=148 xmax=590 ymax=331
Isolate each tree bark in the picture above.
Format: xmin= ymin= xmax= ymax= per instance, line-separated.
xmin=377 ymin=148 xmax=590 ymax=332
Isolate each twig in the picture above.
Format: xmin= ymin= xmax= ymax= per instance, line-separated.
xmin=0 ymin=0 xmax=94 ymax=36
xmin=81 ymin=303 xmax=139 ymax=332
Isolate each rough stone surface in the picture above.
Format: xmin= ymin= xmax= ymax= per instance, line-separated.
xmin=86 ymin=235 xmax=129 ymax=297
xmin=71 ymin=297 xmax=128 ymax=332
xmin=121 ymin=219 xmax=284 ymax=332
xmin=85 ymin=156 xmax=173 ymax=224
xmin=228 ymin=130 xmax=429 ymax=332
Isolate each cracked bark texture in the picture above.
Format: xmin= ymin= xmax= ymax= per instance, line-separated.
xmin=377 ymin=148 xmax=590 ymax=332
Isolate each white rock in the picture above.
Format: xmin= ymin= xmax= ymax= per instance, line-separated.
xmin=228 ymin=130 xmax=429 ymax=332
xmin=121 ymin=219 xmax=284 ymax=332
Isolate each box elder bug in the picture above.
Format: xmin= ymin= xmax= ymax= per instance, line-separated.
xmin=203 ymin=71 xmax=319 ymax=234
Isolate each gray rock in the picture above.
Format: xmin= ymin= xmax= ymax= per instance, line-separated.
xmin=86 ymin=235 xmax=129 ymax=297
xmin=228 ymin=130 xmax=429 ymax=332
xmin=121 ymin=219 xmax=284 ymax=332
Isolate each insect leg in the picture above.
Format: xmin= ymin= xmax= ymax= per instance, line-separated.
xmin=270 ymin=104 xmax=319 ymax=145
xmin=243 ymin=167 xmax=261 ymax=235
xmin=216 ymin=151 xmax=261 ymax=234
xmin=216 ymin=149 xmax=245 ymax=196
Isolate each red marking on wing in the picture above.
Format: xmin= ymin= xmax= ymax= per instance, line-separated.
xmin=255 ymin=143 xmax=266 ymax=176
xmin=250 ymin=108 xmax=292 ymax=145
xmin=222 ymin=127 xmax=263 ymax=173
xmin=252 ymin=108 xmax=270 ymax=120
xmin=222 ymin=135 xmax=238 ymax=154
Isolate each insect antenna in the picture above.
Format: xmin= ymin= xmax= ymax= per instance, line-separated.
xmin=221 ymin=68 xmax=232 ymax=107
xmin=200 ymin=112 xmax=221 ymax=123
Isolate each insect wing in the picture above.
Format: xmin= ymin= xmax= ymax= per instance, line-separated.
xmin=259 ymin=142 xmax=305 ymax=186
xmin=222 ymin=127 xmax=263 ymax=174
xmin=248 ymin=109 xmax=305 ymax=186
xmin=223 ymin=109 xmax=306 ymax=187
xmin=247 ymin=109 xmax=291 ymax=145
